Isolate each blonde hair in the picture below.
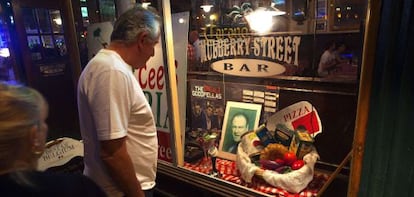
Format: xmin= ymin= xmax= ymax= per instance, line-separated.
xmin=0 ymin=82 xmax=46 ymax=162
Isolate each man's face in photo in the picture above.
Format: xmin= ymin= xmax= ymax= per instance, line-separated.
xmin=206 ymin=106 xmax=213 ymax=117
xmin=194 ymin=105 xmax=202 ymax=116
xmin=231 ymin=115 xmax=248 ymax=142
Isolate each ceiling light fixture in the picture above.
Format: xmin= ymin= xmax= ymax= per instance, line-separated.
xmin=200 ymin=0 xmax=214 ymax=13
xmin=200 ymin=5 xmax=213 ymax=13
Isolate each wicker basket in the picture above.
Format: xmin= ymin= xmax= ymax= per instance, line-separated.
xmin=236 ymin=142 xmax=319 ymax=193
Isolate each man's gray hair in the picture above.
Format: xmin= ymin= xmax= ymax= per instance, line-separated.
xmin=111 ymin=4 xmax=161 ymax=44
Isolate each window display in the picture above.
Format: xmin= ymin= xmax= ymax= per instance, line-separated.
xmin=164 ymin=0 xmax=368 ymax=196
xmin=104 ymin=0 xmax=370 ymax=196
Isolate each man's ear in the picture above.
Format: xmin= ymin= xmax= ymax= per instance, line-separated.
xmin=136 ymin=31 xmax=150 ymax=48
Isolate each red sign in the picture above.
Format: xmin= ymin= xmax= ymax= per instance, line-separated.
xmin=157 ymin=131 xmax=172 ymax=162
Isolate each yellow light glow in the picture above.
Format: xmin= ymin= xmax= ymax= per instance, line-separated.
xmin=209 ymin=14 xmax=217 ymax=21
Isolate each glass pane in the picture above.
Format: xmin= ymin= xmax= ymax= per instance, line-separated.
xmin=41 ymin=35 xmax=54 ymax=48
xmin=27 ymin=35 xmax=41 ymax=60
xmin=180 ymin=0 xmax=368 ymax=195
xmin=22 ymin=8 xmax=38 ymax=34
xmin=55 ymin=35 xmax=67 ymax=56
xmin=81 ymin=7 xmax=90 ymax=27
xmin=50 ymin=10 xmax=63 ymax=33
xmin=316 ymin=0 xmax=327 ymax=19
xmin=37 ymin=8 xmax=52 ymax=33
xmin=0 ymin=15 xmax=15 ymax=82
xmin=99 ymin=0 xmax=116 ymax=22
xmin=81 ymin=7 xmax=88 ymax=17
xmin=332 ymin=1 xmax=364 ymax=29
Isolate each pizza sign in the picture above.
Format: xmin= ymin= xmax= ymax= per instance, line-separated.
xmin=266 ymin=101 xmax=322 ymax=136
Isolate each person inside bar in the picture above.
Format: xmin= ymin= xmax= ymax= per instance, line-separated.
xmin=188 ymin=30 xmax=202 ymax=71
xmin=0 ymin=82 xmax=106 ymax=197
xmin=317 ymin=41 xmax=337 ymax=77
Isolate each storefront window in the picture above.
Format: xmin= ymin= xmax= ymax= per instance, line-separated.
xmin=174 ymin=0 xmax=367 ymax=195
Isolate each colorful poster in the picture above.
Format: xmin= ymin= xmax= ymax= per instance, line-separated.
xmin=188 ymin=79 xmax=280 ymax=132
xmin=188 ymin=80 xmax=225 ymax=132
xmin=186 ymin=79 xmax=279 ymax=162
xmin=266 ymin=101 xmax=322 ymax=136
xmin=135 ymin=12 xmax=189 ymax=162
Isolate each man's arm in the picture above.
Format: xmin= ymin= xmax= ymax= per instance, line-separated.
xmin=100 ymin=137 xmax=144 ymax=197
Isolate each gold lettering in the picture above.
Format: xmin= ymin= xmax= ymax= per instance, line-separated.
xmin=212 ymin=40 xmax=218 ymax=59
xmin=253 ymin=37 xmax=261 ymax=56
xmin=224 ymin=38 xmax=230 ymax=57
xmin=292 ymin=36 xmax=301 ymax=66
xmin=268 ymin=37 xmax=275 ymax=59
xmin=284 ymin=36 xmax=292 ymax=64
xmin=276 ymin=37 xmax=284 ymax=62
xmin=237 ymin=38 xmax=244 ymax=55
xmin=229 ymin=38 xmax=237 ymax=56
xmin=244 ymin=37 xmax=250 ymax=55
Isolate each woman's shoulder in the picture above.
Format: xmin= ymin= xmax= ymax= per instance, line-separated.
xmin=0 ymin=171 xmax=107 ymax=197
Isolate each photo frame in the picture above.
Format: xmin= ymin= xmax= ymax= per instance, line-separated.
xmin=218 ymin=101 xmax=262 ymax=161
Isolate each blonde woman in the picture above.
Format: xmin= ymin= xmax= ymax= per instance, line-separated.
xmin=0 ymin=82 xmax=106 ymax=197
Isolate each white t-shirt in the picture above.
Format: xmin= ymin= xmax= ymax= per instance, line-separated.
xmin=317 ymin=50 xmax=336 ymax=77
xmin=77 ymin=49 xmax=158 ymax=197
xmin=193 ymin=39 xmax=201 ymax=60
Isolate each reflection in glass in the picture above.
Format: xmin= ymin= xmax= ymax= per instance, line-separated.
xmin=41 ymin=35 xmax=54 ymax=48
xmin=316 ymin=0 xmax=327 ymax=19
xmin=50 ymin=10 xmax=63 ymax=33
xmin=22 ymin=8 xmax=38 ymax=34
xmin=37 ymin=8 xmax=52 ymax=33
xmin=99 ymin=0 xmax=116 ymax=22
xmin=81 ymin=7 xmax=88 ymax=17
xmin=0 ymin=11 xmax=16 ymax=82
xmin=81 ymin=7 xmax=90 ymax=27
xmin=55 ymin=35 xmax=67 ymax=56
xmin=27 ymin=35 xmax=41 ymax=50
xmin=333 ymin=2 xmax=363 ymax=29
xmin=27 ymin=36 xmax=41 ymax=60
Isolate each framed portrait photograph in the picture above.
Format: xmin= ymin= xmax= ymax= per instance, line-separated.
xmin=218 ymin=101 xmax=262 ymax=161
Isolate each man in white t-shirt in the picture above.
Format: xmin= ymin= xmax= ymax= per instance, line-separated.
xmin=317 ymin=41 xmax=337 ymax=77
xmin=77 ymin=5 xmax=160 ymax=197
